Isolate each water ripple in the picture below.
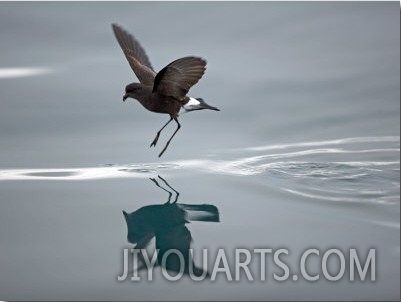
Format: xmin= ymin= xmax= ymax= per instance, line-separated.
xmin=244 ymin=136 xmax=400 ymax=152
xmin=0 ymin=136 xmax=399 ymax=206
xmin=0 ymin=67 xmax=51 ymax=79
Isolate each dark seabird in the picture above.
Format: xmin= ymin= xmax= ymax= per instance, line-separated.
xmin=112 ymin=24 xmax=220 ymax=157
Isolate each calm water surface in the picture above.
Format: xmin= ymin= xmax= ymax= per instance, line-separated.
xmin=0 ymin=2 xmax=399 ymax=301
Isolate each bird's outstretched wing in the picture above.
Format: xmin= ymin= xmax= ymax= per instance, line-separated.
xmin=112 ymin=24 xmax=156 ymax=86
xmin=152 ymin=56 xmax=206 ymax=100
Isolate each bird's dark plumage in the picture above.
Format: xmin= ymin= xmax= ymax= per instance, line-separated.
xmin=112 ymin=23 xmax=219 ymax=157
xmin=153 ymin=57 xmax=206 ymax=100
xmin=112 ymin=24 xmax=156 ymax=85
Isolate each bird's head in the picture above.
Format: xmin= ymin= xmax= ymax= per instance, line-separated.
xmin=123 ymin=83 xmax=145 ymax=101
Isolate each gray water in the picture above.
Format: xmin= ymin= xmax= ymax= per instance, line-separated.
xmin=0 ymin=2 xmax=399 ymax=301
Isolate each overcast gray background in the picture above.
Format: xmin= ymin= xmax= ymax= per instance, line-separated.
xmin=0 ymin=2 xmax=399 ymax=301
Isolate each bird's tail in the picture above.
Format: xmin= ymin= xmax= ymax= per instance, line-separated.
xmin=183 ymin=97 xmax=220 ymax=112
xmin=196 ymin=98 xmax=220 ymax=111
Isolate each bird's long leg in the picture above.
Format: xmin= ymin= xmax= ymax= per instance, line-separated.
xmin=158 ymin=117 xmax=181 ymax=158
xmin=158 ymin=176 xmax=180 ymax=203
xmin=150 ymin=116 xmax=173 ymax=148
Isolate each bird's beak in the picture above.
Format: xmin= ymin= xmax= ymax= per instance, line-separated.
xmin=123 ymin=94 xmax=128 ymax=102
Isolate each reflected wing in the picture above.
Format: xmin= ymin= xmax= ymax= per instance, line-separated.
xmin=112 ymin=24 xmax=156 ymax=86
xmin=152 ymin=57 xmax=206 ymax=100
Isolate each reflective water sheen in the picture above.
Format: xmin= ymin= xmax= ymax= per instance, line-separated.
xmin=0 ymin=2 xmax=399 ymax=301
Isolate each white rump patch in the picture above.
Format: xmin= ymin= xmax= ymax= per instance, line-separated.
xmin=183 ymin=97 xmax=201 ymax=111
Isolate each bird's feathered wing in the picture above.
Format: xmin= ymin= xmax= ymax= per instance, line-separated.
xmin=112 ymin=24 xmax=156 ymax=86
xmin=152 ymin=57 xmax=206 ymax=101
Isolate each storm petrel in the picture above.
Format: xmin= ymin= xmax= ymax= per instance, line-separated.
xmin=112 ymin=24 xmax=220 ymax=157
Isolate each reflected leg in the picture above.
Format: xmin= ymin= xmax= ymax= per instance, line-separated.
xmin=158 ymin=175 xmax=180 ymax=203
xmin=150 ymin=177 xmax=172 ymax=203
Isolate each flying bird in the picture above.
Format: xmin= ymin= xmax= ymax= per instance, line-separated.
xmin=112 ymin=24 xmax=220 ymax=157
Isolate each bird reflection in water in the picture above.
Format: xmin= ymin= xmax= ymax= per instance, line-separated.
xmin=122 ymin=176 xmax=220 ymax=278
